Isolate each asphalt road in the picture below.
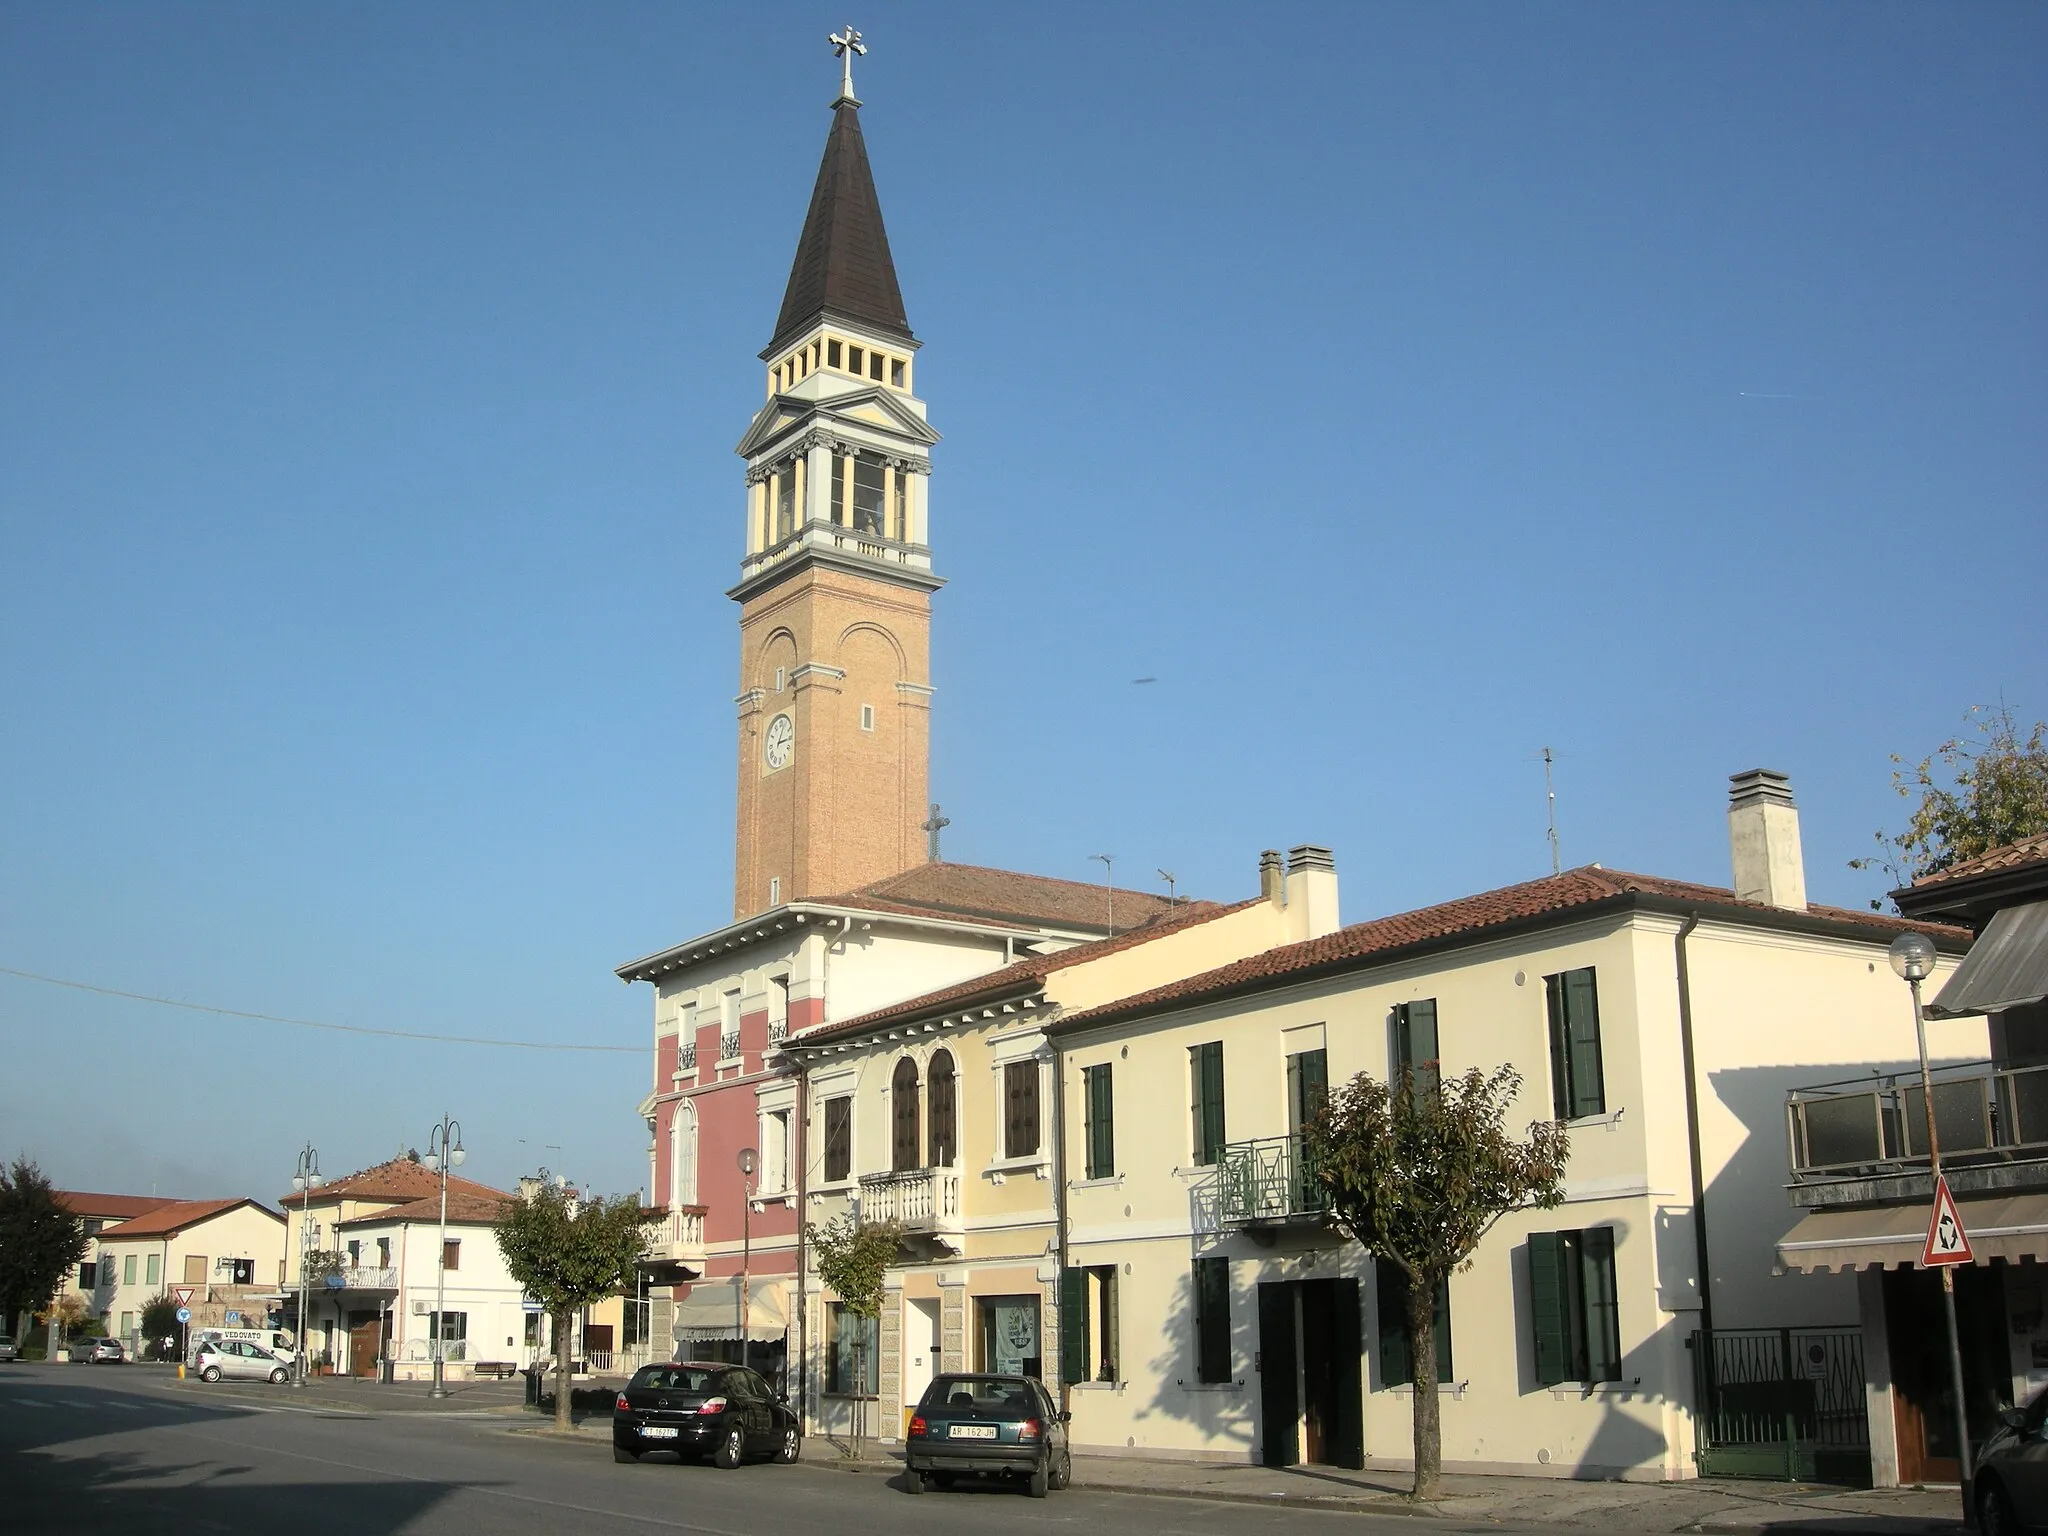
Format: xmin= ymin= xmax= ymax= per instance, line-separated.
xmin=0 ymin=1363 xmax=1436 ymax=1536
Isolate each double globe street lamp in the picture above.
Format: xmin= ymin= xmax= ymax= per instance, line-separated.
xmin=289 ymin=1144 xmax=324 ymax=1387
xmin=421 ymin=1116 xmax=466 ymax=1399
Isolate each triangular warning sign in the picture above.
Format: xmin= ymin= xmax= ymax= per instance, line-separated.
xmin=170 ymin=1286 xmax=196 ymax=1307
xmin=1922 ymin=1174 xmax=1975 ymax=1268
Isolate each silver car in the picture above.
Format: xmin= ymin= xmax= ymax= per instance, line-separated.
xmin=195 ymin=1339 xmax=292 ymax=1384
xmin=0 ymin=1335 xmax=18 ymax=1362
xmin=72 ymin=1338 xmax=125 ymax=1363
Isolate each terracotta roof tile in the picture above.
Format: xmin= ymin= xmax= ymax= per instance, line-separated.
xmin=1055 ymin=865 xmax=1974 ymax=1033
xmin=99 ymin=1198 xmax=278 ymax=1240
xmin=818 ymin=861 xmax=1187 ymax=936
xmin=1911 ymin=833 xmax=2048 ymax=889
xmin=278 ymin=1156 xmax=503 ymax=1210
xmin=56 ymin=1191 xmax=180 ymax=1221
xmin=338 ymin=1188 xmax=512 ymax=1227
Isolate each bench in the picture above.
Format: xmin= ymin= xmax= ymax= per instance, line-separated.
xmin=472 ymin=1361 xmax=520 ymax=1380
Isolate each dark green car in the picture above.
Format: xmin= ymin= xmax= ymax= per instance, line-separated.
xmin=904 ymin=1374 xmax=1071 ymax=1497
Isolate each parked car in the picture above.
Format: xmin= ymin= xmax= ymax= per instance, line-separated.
xmin=1977 ymin=1385 xmax=2048 ymax=1535
xmin=904 ymin=1373 xmax=1072 ymax=1497
xmin=0 ymin=1335 xmax=18 ymax=1362
xmin=611 ymin=1361 xmax=800 ymax=1468
xmin=72 ymin=1338 xmax=125 ymax=1364
xmin=194 ymin=1339 xmax=292 ymax=1384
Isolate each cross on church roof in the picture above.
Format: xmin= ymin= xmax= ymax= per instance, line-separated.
xmin=829 ymin=26 xmax=866 ymax=106
xmin=921 ymin=803 xmax=951 ymax=863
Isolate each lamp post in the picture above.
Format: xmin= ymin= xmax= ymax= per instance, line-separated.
xmin=422 ymin=1116 xmax=465 ymax=1399
xmin=1889 ymin=931 xmax=1973 ymax=1520
xmin=289 ymin=1144 xmax=323 ymax=1387
xmin=736 ymin=1147 xmax=757 ymax=1372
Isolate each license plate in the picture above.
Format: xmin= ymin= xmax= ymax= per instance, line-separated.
xmin=949 ymin=1424 xmax=998 ymax=1440
xmin=640 ymin=1427 xmax=679 ymax=1439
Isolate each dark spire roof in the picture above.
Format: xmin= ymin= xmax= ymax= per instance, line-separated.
xmin=767 ymin=101 xmax=913 ymax=356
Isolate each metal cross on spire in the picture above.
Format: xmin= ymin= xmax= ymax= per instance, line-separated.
xmin=922 ymin=803 xmax=951 ymax=863
xmin=829 ymin=26 xmax=867 ymax=105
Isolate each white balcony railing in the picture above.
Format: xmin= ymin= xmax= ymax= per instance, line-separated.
xmin=648 ymin=1207 xmax=706 ymax=1261
xmin=335 ymin=1266 xmax=399 ymax=1289
xmin=857 ymin=1168 xmax=962 ymax=1230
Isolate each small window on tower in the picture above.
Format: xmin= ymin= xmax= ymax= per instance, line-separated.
xmin=860 ymin=704 xmax=875 ymax=732
xmin=847 ymin=345 xmax=864 ymax=375
xmin=869 ymin=351 xmax=884 ymax=381
xmin=891 ymin=359 xmax=905 ymax=388
xmin=769 ymin=877 xmax=781 ymax=906
xmin=772 ymin=366 xmax=783 ymax=391
xmin=827 ymin=339 xmax=842 ymax=369
xmin=774 ymin=666 xmax=786 ymax=692
xmin=811 ymin=340 xmax=822 ymax=369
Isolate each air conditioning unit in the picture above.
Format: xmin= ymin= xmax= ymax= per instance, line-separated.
xmin=411 ymin=1299 xmax=432 ymax=1315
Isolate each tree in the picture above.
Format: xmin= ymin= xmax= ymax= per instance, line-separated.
xmin=1853 ymin=706 xmax=2048 ymax=898
xmin=37 ymin=1291 xmax=92 ymax=1341
xmin=1303 ymin=1066 xmax=1569 ymax=1501
xmin=493 ymin=1185 xmax=656 ymax=1430
xmin=140 ymin=1293 xmax=181 ymax=1360
xmin=805 ymin=1213 xmax=904 ymax=1457
xmin=0 ymin=1157 xmax=88 ymax=1342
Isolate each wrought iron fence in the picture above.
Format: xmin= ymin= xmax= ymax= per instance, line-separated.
xmin=1215 ymin=1135 xmax=1326 ymax=1224
xmin=1689 ymin=1326 xmax=1869 ymax=1483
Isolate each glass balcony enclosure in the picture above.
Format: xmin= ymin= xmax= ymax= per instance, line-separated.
xmin=1786 ymin=1060 xmax=2048 ymax=1179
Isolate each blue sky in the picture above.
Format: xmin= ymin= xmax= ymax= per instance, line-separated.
xmin=3 ymin=4 xmax=2042 ymax=1201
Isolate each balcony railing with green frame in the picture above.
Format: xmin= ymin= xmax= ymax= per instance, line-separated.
xmin=1786 ymin=1059 xmax=2048 ymax=1181
xmin=1216 ymin=1134 xmax=1329 ymax=1226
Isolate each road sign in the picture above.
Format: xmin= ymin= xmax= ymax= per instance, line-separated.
xmin=170 ymin=1286 xmax=196 ymax=1307
xmin=1922 ymin=1174 xmax=1976 ymax=1267
xmin=175 ymin=1307 xmax=191 ymax=1324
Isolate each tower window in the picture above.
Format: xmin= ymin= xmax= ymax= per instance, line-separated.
xmin=827 ymin=339 xmax=842 ymax=369
xmin=772 ymin=366 xmax=783 ymax=392
xmin=811 ymin=340 xmax=821 ymax=369
xmin=831 ymin=454 xmax=846 ymax=525
xmin=769 ymin=876 xmax=781 ymax=906
xmin=852 ymin=454 xmax=886 ymax=537
xmin=847 ymin=345 xmax=864 ymax=375
xmin=891 ymin=358 xmax=905 ymax=388
xmin=892 ymin=469 xmax=910 ymax=541
xmin=774 ymin=666 xmax=786 ymax=692
xmin=774 ymin=458 xmax=798 ymax=541
xmin=860 ymin=704 xmax=875 ymax=731
xmin=869 ymin=351 xmax=884 ymax=381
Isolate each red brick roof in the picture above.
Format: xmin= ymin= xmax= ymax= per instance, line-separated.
xmin=1911 ymin=832 xmax=2048 ymax=889
xmin=818 ymin=861 xmax=1187 ymax=936
xmin=277 ymin=1156 xmax=503 ymax=1210
xmin=337 ymin=1188 xmax=511 ymax=1227
xmin=56 ymin=1191 xmax=180 ymax=1221
xmin=98 ymin=1198 xmax=280 ymax=1240
xmin=791 ymin=899 xmax=1247 ymax=1049
xmin=1055 ymin=865 xmax=1973 ymax=1034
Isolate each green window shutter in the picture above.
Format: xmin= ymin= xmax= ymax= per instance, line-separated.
xmin=1528 ymin=1232 xmax=1572 ymax=1386
xmin=1085 ymin=1065 xmax=1115 ymax=1180
xmin=1191 ymin=1042 xmax=1227 ymax=1164
xmin=1433 ymin=1274 xmax=1453 ymax=1382
xmin=1544 ymin=974 xmax=1573 ymax=1120
xmin=1564 ymin=969 xmax=1605 ymax=1118
xmin=1194 ymin=1258 xmax=1231 ymax=1382
xmin=1375 ymin=1259 xmax=1412 ymax=1387
xmin=1102 ymin=1270 xmax=1120 ymax=1381
xmin=1581 ymin=1226 xmax=1622 ymax=1382
xmin=1060 ymin=1266 xmax=1091 ymax=1387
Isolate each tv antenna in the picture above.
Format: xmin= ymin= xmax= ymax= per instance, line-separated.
xmin=1158 ymin=869 xmax=1177 ymax=902
xmin=1090 ymin=854 xmax=1117 ymax=933
xmin=1542 ymin=747 xmax=1560 ymax=875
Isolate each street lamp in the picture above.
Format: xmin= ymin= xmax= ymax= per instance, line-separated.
xmin=736 ymin=1147 xmax=757 ymax=1371
xmin=289 ymin=1144 xmax=323 ymax=1388
xmin=1888 ymin=931 xmax=1973 ymax=1518
xmin=422 ymin=1116 xmax=466 ymax=1399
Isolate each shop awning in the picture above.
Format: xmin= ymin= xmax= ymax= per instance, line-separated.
xmin=1927 ymin=900 xmax=2048 ymax=1019
xmin=671 ymin=1279 xmax=789 ymax=1343
xmin=1777 ymin=1193 xmax=2048 ymax=1272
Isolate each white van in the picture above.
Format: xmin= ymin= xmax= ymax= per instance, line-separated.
xmin=188 ymin=1328 xmax=299 ymax=1369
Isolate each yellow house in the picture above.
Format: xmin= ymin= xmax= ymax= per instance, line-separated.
xmin=1044 ymin=772 xmax=1981 ymax=1480
xmin=783 ymin=847 xmax=1341 ymax=1440
xmin=95 ymin=1198 xmax=287 ymax=1352
xmin=51 ymin=1191 xmax=175 ymax=1331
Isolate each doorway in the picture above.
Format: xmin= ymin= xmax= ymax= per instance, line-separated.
xmin=347 ymin=1310 xmax=386 ymax=1378
xmin=1885 ymin=1262 xmax=2011 ymax=1484
xmin=903 ymin=1297 xmax=942 ymax=1435
xmin=1256 ymin=1277 xmax=1362 ymax=1469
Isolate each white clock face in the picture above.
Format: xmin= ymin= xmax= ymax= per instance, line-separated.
xmin=763 ymin=713 xmax=795 ymax=771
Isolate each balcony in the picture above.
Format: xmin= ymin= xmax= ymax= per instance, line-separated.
xmin=1786 ymin=1060 xmax=2048 ymax=1207
xmin=737 ymin=521 xmax=934 ymax=591
xmin=333 ymin=1266 xmax=398 ymax=1291
xmin=720 ymin=1031 xmax=742 ymax=1061
xmin=679 ymin=1041 xmax=697 ymax=1071
xmin=641 ymin=1207 xmax=708 ymax=1274
xmin=857 ymin=1168 xmax=963 ymax=1238
xmin=1216 ymin=1135 xmax=1328 ymax=1228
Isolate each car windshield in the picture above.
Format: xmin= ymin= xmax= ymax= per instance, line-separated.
xmin=630 ymin=1365 xmax=722 ymax=1393
xmin=925 ymin=1376 xmax=1037 ymax=1414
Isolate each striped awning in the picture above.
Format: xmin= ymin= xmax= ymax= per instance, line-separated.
xmin=1776 ymin=1193 xmax=2048 ymax=1272
xmin=1927 ymin=900 xmax=2048 ymax=1019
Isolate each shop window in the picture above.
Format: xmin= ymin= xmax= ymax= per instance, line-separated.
xmin=826 ymin=1302 xmax=877 ymax=1394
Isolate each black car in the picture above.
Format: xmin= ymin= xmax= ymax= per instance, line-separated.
xmin=612 ymin=1361 xmax=800 ymax=1468
xmin=904 ymin=1374 xmax=1072 ymax=1497
xmin=1977 ymin=1386 xmax=2048 ymax=1534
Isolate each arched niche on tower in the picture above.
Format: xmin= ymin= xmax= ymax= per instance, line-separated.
xmin=756 ymin=627 xmax=799 ymax=697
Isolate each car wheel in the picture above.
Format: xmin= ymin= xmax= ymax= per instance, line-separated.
xmin=615 ymin=1446 xmax=640 ymax=1464
xmin=1027 ymin=1460 xmax=1050 ymax=1499
xmin=713 ymin=1425 xmax=744 ymax=1470
xmin=775 ymin=1426 xmax=801 ymax=1464
xmin=904 ymin=1469 xmax=926 ymax=1495
xmin=1981 ymin=1478 xmax=2019 ymax=1536
xmin=269 ymin=1369 xmax=289 ymax=1384
xmin=1049 ymin=1448 xmax=1072 ymax=1491
xmin=201 ymin=1366 xmax=222 ymax=1383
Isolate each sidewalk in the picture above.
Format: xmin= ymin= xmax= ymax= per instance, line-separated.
xmin=161 ymin=1367 xmax=530 ymax=1415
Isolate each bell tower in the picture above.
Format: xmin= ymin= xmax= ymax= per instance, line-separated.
xmin=730 ymin=39 xmax=941 ymax=919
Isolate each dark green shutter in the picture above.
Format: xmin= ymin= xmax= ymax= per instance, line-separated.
xmin=1544 ymin=975 xmax=1573 ymax=1120
xmin=1581 ymin=1227 xmax=1621 ymax=1382
xmin=1528 ymin=1232 xmax=1572 ymax=1386
xmin=1086 ymin=1065 xmax=1115 ymax=1180
xmin=1060 ymin=1266 xmax=1091 ymax=1387
xmin=1375 ymin=1260 xmax=1412 ymax=1387
xmin=1194 ymin=1258 xmax=1231 ymax=1383
xmin=1563 ymin=969 xmax=1605 ymax=1118
xmin=1102 ymin=1270 xmax=1120 ymax=1380
xmin=1192 ymin=1042 xmax=1226 ymax=1164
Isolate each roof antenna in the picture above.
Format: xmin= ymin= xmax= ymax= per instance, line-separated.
xmin=1158 ymin=868 xmax=1177 ymax=902
xmin=1542 ymin=746 xmax=1560 ymax=875
xmin=1090 ymin=854 xmax=1116 ymax=933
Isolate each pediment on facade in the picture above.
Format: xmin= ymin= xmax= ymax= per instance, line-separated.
xmin=821 ymin=387 xmax=941 ymax=446
xmin=736 ymin=387 xmax=942 ymax=461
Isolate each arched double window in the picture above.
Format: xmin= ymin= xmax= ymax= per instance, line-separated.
xmin=927 ymin=1050 xmax=958 ymax=1168
xmin=670 ymin=1100 xmax=698 ymax=1208
xmin=892 ymin=1057 xmax=921 ymax=1173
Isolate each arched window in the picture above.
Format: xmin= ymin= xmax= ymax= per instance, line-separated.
xmin=927 ymin=1051 xmax=957 ymax=1168
xmin=892 ymin=1057 xmax=921 ymax=1173
xmin=670 ymin=1100 xmax=698 ymax=1207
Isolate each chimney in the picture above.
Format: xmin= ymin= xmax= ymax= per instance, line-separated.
xmin=1259 ymin=849 xmax=1285 ymax=906
xmin=1284 ymin=845 xmax=1341 ymax=939
xmin=1728 ymin=769 xmax=1807 ymax=911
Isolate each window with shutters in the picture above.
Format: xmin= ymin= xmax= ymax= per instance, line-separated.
xmin=1374 ymin=1258 xmax=1452 ymax=1387
xmin=1083 ymin=1064 xmax=1115 ymax=1179
xmin=1527 ymin=1227 xmax=1622 ymax=1385
xmin=891 ymin=1057 xmax=921 ymax=1173
xmin=1189 ymin=1042 xmax=1226 ymax=1165
xmin=927 ymin=1050 xmax=957 ymax=1166
xmin=1060 ymin=1265 xmax=1119 ymax=1384
xmin=183 ymin=1254 xmax=206 ymax=1285
xmin=823 ymin=1095 xmax=853 ymax=1183
xmin=1193 ymin=1257 xmax=1232 ymax=1383
xmin=670 ymin=1100 xmax=698 ymax=1207
xmin=1392 ymin=999 xmax=1440 ymax=1096
xmin=1004 ymin=1061 xmax=1041 ymax=1159
xmin=1545 ymin=968 xmax=1606 ymax=1120
xmin=442 ymin=1240 xmax=460 ymax=1271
